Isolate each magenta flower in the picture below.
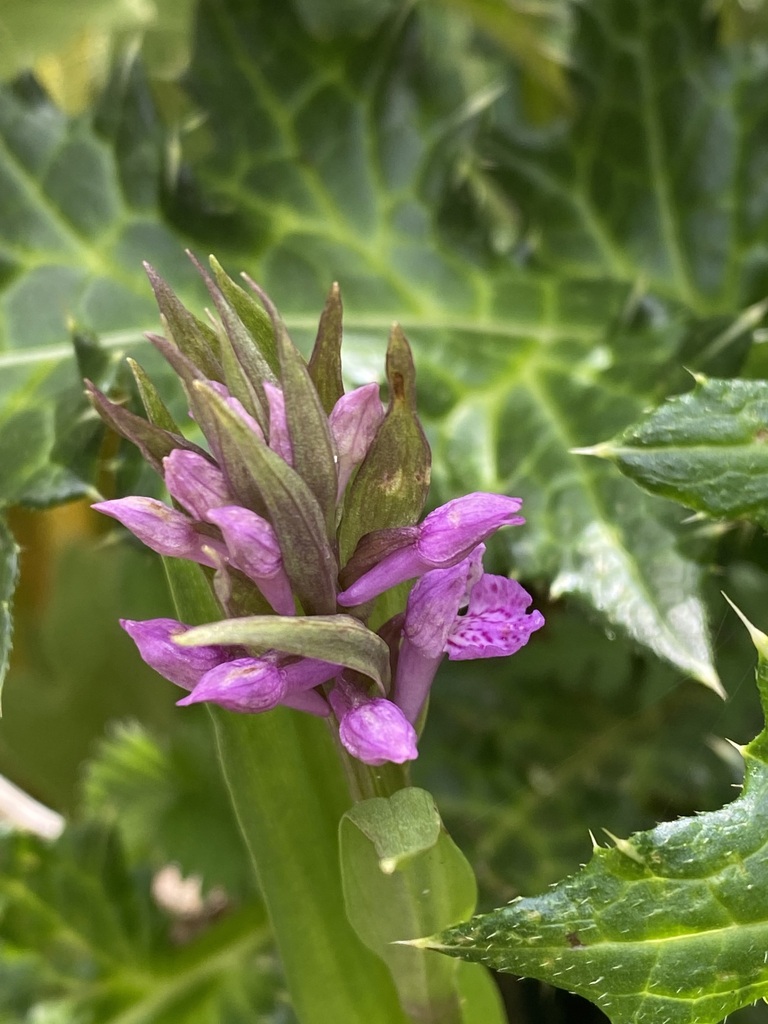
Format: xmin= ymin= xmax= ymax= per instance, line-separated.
xmin=120 ymin=618 xmax=233 ymax=690
xmin=93 ymin=497 xmax=227 ymax=567
xmin=89 ymin=262 xmax=544 ymax=766
xmin=206 ymin=506 xmax=295 ymax=615
xmin=202 ymin=380 xmax=264 ymax=439
xmin=393 ymin=546 xmax=544 ymax=723
xmin=177 ymin=654 xmax=339 ymax=713
xmin=329 ymin=676 xmax=418 ymax=766
xmin=328 ymin=383 xmax=384 ymax=497
xmin=337 ymin=493 xmax=525 ymax=606
xmin=264 ymin=382 xmax=294 ymax=465
xmin=163 ymin=449 xmax=233 ymax=519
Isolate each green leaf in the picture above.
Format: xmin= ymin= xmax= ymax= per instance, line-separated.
xmin=144 ymin=264 xmax=223 ymax=381
xmin=0 ymin=823 xmax=287 ymax=1024
xmin=271 ymin=298 xmax=338 ymax=531
xmin=209 ymin=256 xmax=279 ymax=376
xmin=584 ymin=376 xmax=768 ymax=529
xmin=0 ymin=514 xmax=19 ymax=706
xmin=477 ymin=0 xmax=768 ymax=313
xmin=163 ymin=556 xmax=411 ymax=1024
xmin=340 ymin=788 xmax=504 ymax=1024
xmin=0 ymin=65 xmax=206 ymax=509
xmin=423 ymin=607 xmax=768 ymax=1024
xmin=178 ymin=613 xmax=392 ymax=692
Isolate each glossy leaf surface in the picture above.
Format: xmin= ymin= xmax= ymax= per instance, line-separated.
xmin=425 ymin=614 xmax=768 ymax=1024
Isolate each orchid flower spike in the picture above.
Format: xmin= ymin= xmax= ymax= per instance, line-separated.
xmin=89 ymin=258 xmax=544 ymax=765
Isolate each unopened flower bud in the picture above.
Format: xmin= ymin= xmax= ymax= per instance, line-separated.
xmin=329 ymin=383 xmax=384 ymax=497
xmin=206 ymin=505 xmax=295 ymax=615
xmin=120 ymin=618 xmax=232 ymax=690
xmin=164 ymin=449 xmax=233 ymax=519
xmin=93 ymin=497 xmax=227 ymax=567
xmin=264 ymin=382 xmax=294 ymax=465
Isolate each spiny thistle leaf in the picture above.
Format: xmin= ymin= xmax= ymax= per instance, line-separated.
xmin=423 ymin=605 xmax=768 ymax=1024
xmin=582 ymin=376 xmax=768 ymax=529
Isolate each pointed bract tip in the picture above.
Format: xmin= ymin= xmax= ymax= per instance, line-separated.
xmin=725 ymin=737 xmax=747 ymax=757
xmin=185 ymin=249 xmax=207 ymax=276
xmin=393 ymin=936 xmax=434 ymax=949
xmin=588 ymin=829 xmax=600 ymax=851
xmin=722 ymin=591 xmax=768 ymax=660
xmin=570 ymin=443 xmax=611 ymax=458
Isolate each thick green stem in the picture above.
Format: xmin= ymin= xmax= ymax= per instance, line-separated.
xmin=164 ymin=558 xmax=500 ymax=1024
xmin=338 ymin=739 xmax=411 ymax=801
xmin=211 ymin=708 xmax=411 ymax=1024
xmin=165 ymin=558 xmax=411 ymax=1024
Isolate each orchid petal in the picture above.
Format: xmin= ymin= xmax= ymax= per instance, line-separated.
xmin=329 ymin=383 xmax=384 ymax=496
xmin=403 ymin=547 xmax=485 ymax=658
xmin=337 ymin=492 xmax=524 ymax=606
xmin=417 ymin=493 xmax=524 ymax=562
xmin=120 ymin=618 xmax=232 ymax=690
xmin=206 ymin=505 xmax=295 ymax=614
xmin=264 ymin=382 xmax=294 ymax=465
xmin=93 ymin=497 xmax=227 ymax=567
xmin=163 ymin=449 xmax=233 ymax=519
xmin=445 ymin=574 xmax=545 ymax=661
xmin=178 ymin=657 xmax=286 ymax=711
xmin=202 ymin=380 xmax=265 ymax=439
xmin=337 ymin=698 xmax=418 ymax=766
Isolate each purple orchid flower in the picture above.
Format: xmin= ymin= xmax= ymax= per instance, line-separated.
xmin=93 ymin=497 xmax=227 ymax=568
xmin=163 ymin=449 xmax=233 ymax=520
xmin=329 ymin=675 xmax=418 ymax=766
xmin=337 ymin=493 xmax=525 ymax=607
xmin=328 ymin=383 xmax=384 ymax=498
xmin=264 ymin=382 xmax=294 ymax=465
xmin=120 ymin=618 xmax=234 ymax=690
xmin=202 ymin=380 xmax=265 ymax=439
xmin=205 ymin=505 xmax=295 ymax=615
xmin=178 ymin=654 xmax=339 ymax=713
xmin=393 ymin=545 xmax=544 ymax=723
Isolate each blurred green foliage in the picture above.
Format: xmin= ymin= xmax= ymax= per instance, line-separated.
xmin=2 ymin=0 xmax=768 ymax=1020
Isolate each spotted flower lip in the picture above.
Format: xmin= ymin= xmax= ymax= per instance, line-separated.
xmin=445 ymin=574 xmax=545 ymax=661
xmin=337 ymin=493 xmax=525 ymax=607
xmin=393 ymin=546 xmax=544 ymax=723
